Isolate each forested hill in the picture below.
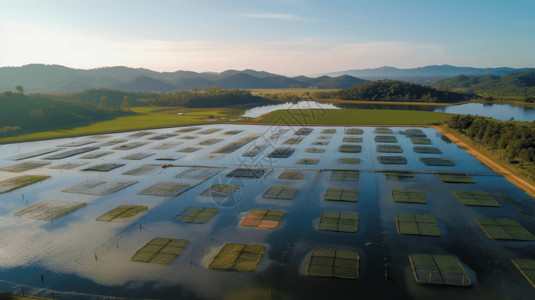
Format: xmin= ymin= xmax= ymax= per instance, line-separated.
xmin=139 ymin=87 xmax=275 ymax=108
xmin=317 ymin=80 xmax=473 ymax=102
xmin=0 ymin=92 xmax=128 ymax=138
xmin=431 ymin=70 xmax=535 ymax=97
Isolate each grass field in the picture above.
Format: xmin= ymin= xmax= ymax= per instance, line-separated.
xmin=0 ymin=107 xmax=244 ymax=144
xmin=255 ymin=109 xmax=448 ymax=125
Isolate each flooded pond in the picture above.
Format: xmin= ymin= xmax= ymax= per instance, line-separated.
xmin=0 ymin=124 xmax=534 ymax=299
xmin=244 ymin=101 xmax=535 ymax=121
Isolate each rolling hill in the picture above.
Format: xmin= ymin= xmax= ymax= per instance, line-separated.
xmin=0 ymin=64 xmax=367 ymax=93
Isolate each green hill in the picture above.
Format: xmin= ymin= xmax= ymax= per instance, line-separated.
xmin=327 ymin=80 xmax=472 ymax=102
xmin=431 ymin=70 xmax=535 ymax=97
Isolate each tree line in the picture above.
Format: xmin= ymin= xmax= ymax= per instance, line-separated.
xmin=444 ymin=114 xmax=535 ymax=165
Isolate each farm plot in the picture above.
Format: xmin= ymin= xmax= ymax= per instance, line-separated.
xmin=311 ymin=140 xmax=329 ymax=146
xmin=411 ymin=137 xmax=432 ymax=145
xmin=454 ymin=191 xmax=500 ymax=207
xmin=202 ymin=184 xmax=240 ymax=198
xmin=377 ymin=156 xmax=407 ymax=164
xmin=97 ymin=139 xmax=127 ymax=146
xmin=151 ymin=142 xmax=181 ymax=150
xmin=222 ymin=130 xmax=243 ymax=135
xmin=283 ymin=137 xmax=304 ymax=145
xmin=80 ymin=151 xmax=113 ymax=159
xmin=14 ymin=200 xmax=86 ymax=221
xmin=139 ymin=182 xmax=190 ymax=197
xmin=176 ymin=167 xmax=221 ymax=180
xmin=374 ymin=135 xmax=398 ymax=143
xmin=131 ymin=238 xmax=188 ymax=265
xmin=209 ymin=243 xmax=264 ymax=272
xmin=113 ymin=142 xmax=148 ymax=151
xmin=318 ymin=212 xmax=359 ymax=233
xmin=338 ymin=158 xmax=360 ymax=164
xmin=82 ymin=163 xmax=125 ymax=172
xmin=321 ymin=129 xmax=336 ymax=134
xmin=8 ymin=148 xmax=59 ymax=161
xmin=122 ymin=153 xmax=154 ymax=160
xmin=344 ymin=128 xmax=363 ymax=135
xmin=475 ymin=218 xmax=535 ymax=241
xmin=324 ymin=188 xmax=358 ymax=202
xmin=57 ymin=140 xmax=95 ymax=147
xmin=294 ymin=128 xmax=313 ymax=135
xmin=420 ymin=157 xmax=455 ymax=166
xmin=175 ymin=127 xmax=201 ymax=133
xmin=437 ymin=172 xmax=476 ymax=183
xmin=129 ymin=131 xmax=152 ymax=137
xmin=268 ymin=148 xmax=295 ymax=158
xmin=0 ymin=161 xmax=50 ymax=172
xmin=512 ymin=259 xmax=535 ymax=288
xmin=242 ymin=144 xmax=268 ymax=157
xmin=198 ymin=128 xmax=222 ymax=134
xmin=239 ymin=209 xmax=284 ymax=229
xmin=49 ymin=162 xmax=87 ymax=170
xmin=174 ymin=207 xmax=219 ymax=223
xmin=396 ymin=214 xmax=440 ymax=236
xmin=305 ymin=147 xmax=325 ymax=153
xmin=377 ymin=145 xmax=403 ymax=153
xmin=383 ymin=171 xmax=415 ymax=181
xmin=213 ymin=135 xmax=260 ymax=154
xmin=178 ymin=147 xmax=202 ymax=153
xmin=392 ymin=189 xmax=426 ymax=204
xmin=330 ymin=170 xmax=359 ymax=182
xmin=123 ymin=165 xmax=159 ymax=176
xmin=306 ymin=249 xmax=359 ymax=280
xmin=198 ymin=139 xmax=223 ymax=146
xmin=62 ymin=179 xmax=137 ymax=195
xmin=401 ymin=129 xmax=426 ymax=137
xmin=149 ymin=133 xmax=176 ymax=140
xmin=278 ymin=170 xmax=306 ymax=180
xmin=179 ymin=135 xmax=197 ymax=140
xmin=413 ymin=146 xmax=442 ymax=154
xmin=44 ymin=147 xmax=99 ymax=159
xmin=0 ymin=175 xmax=50 ymax=194
xmin=263 ymin=186 xmax=298 ymax=200
xmin=227 ymin=168 xmax=266 ymax=178
xmin=374 ymin=128 xmax=393 ymax=134
xmin=338 ymin=145 xmax=361 ymax=153
xmin=296 ymin=158 xmax=319 ymax=165
xmin=409 ymin=254 xmax=471 ymax=286
xmin=96 ymin=205 xmax=148 ymax=221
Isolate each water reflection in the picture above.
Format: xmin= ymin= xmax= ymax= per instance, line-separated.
xmin=243 ymin=100 xmax=535 ymax=121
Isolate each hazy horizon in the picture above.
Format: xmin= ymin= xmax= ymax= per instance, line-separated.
xmin=1 ymin=0 xmax=534 ymax=76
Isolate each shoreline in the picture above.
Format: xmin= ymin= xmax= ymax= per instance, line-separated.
xmin=432 ymin=125 xmax=535 ymax=199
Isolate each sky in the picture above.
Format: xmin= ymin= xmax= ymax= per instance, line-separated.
xmin=0 ymin=0 xmax=534 ymax=76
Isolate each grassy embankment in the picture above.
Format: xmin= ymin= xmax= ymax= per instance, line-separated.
xmin=0 ymin=107 xmax=243 ymax=144
xmin=255 ymin=108 xmax=448 ymax=125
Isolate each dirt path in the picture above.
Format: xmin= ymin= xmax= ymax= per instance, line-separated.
xmin=432 ymin=125 xmax=535 ymax=199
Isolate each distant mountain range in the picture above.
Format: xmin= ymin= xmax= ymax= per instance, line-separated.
xmin=0 ymin=64 xmax=367 ymax=93
xmin=0 ymin=64 xmax=532 ymax=94
xmin=321 ymin=65 xmax=533 ymax=82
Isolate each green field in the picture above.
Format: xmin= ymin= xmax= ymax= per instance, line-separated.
xmin=256 ymin=109 xmax=448 ymax=125
xmin=0 ymin=107 xmax=243 ymax=144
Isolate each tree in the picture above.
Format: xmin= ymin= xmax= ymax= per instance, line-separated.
xmin=98 ymin=96 xmax=106 ymax=108
xmin=121 ymin=96 xmax=131 ymax=112
xmin=15 ymin=85 xmax=24 ymax=94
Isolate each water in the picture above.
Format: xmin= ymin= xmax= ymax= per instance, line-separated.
xmin=244 ymin=101 xmax=535 ymax=121
xmin=0 ymin=125 xmax=534 ymax=299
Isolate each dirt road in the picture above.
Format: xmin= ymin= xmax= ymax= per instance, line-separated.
xmin=433 ymin=125 xmax=535 ymax=199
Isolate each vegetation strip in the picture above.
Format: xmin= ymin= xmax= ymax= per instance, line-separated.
xmin=306 ymin=249 xmax=359 ymax=280
xmin=174 ymin=207 xmax=219 ymax=223
xmin=209 ymin=243 xmax=264 ymax=272
xmin=131 ymin=238 xmax=188 ymax=265
xmin=96 ymin=205 xmax=148 ymax=221
xmin=409 ymin=254 xmax=471 ymax=286
xmin=396 ymin=214 xmax=440 ymax=236
xmin=14 ymin=200 xmax=87 ymax=221
xmin=0 ymin=175 xmax=51 ymax=194
xmin=475 ymin=218 xmax=535 ymax=240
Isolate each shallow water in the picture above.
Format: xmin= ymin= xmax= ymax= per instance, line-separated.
xmin=0 ymin=124 xmax=534 ymax=299
xmin=244 ymin=101 xmax=535 ymax=121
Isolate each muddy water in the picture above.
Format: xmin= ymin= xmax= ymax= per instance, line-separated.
xmin=0 ymin=125 xmax=533 ymax=299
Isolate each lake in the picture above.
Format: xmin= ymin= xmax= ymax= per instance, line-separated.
xmin=0 ymin=124 xmax=534 ymax=299
xmin=244 ymin=101 xmax=535 ymax=121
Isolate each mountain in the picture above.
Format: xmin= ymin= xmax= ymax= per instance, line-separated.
xmin=332 ymin=80 xmax=473 ymax=103
xmin=430 ymin=70 xmax=535 ymax=97
xmin=321 ymin=65 xmax=533 ymax=82
xmin=0 ymin=64 xmax=367 ymax=93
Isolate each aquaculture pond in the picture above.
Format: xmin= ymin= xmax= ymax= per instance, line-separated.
xmin=0 ymin=124 xmax=534 ymax=300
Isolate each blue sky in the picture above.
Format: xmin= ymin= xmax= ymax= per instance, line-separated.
xmin=1 ymin=0 xmax=534 ymax=75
